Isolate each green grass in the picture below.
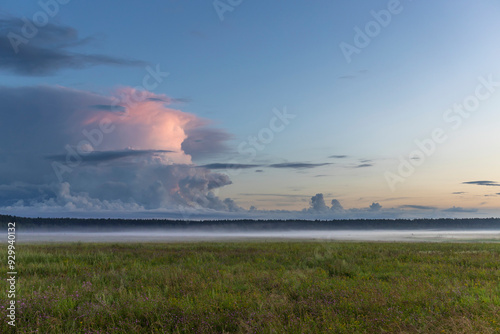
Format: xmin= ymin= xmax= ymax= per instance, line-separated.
xmin=2 ymin=241 xmax=500 ymax=333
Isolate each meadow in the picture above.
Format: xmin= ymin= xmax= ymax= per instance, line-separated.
xmin=1 ymin=241 xmax=500 ymax=333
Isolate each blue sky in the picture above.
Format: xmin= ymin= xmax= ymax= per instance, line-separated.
xmin=1 ymin=0 xmax=500 ymax=218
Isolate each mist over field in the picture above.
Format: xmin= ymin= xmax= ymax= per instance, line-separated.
xmin=4 ymin=215 xmax=500 ymax=243
xmin=13 ymin=228 xmax=500 ymax=243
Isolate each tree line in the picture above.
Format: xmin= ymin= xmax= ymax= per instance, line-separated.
xmin=2 ymin=214 xmax=500 ymax=230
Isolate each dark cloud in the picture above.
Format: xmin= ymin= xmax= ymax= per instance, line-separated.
xmin=200 ymin=162 xmax=331 ymax=170
xmin=369 ymin=202 xmax=382 ymax=211
xmin=171 ymin=97 xmax=192 ymax=104
xmin=330 ymin=199 xmax=344 ymax=212
xmin=89 ymin=105 xmax=126 ymax=113
xmin=200 ymin=163 xmax=262 ymax=170
xmin=304 ymin=195 xmax=387 ymax=216
xmin=0 ymin=85 xmax=108 ymax=187
xmin=329 ymin=155 xmax=347 ymax=159
xmin=269 ymin=162 xmax=332 ymax=169
xmin=0 ymin=182 xmax=56 ymax=206
xmin=21 ymin=161 xmax=238 ymax=212
xmin=255 ymin=170 xmax=264 ymax=173
xmin=462 ymin=181 xmax=500 ymax=186
xmin=0 ymin=16 xmax=146 ymax=76
xmin=308 ymin=193 xmax=329 ymax=213
xmin=452 ymin=192 xmax=466 ymax=195
xmin=146 ymin=97 xmax=191 ymax=104
xmin=305 ymin=195 xmax=346 ymax=214
xmin=145 ymin=97 xmax=168 ymax=102
xmin=239 ymin=193 xmax=309 ymax=199
xmin=400 ymin=205 xmax=437 ymax=210
xmin=47 ymin=149 xmax=175 ymax=164
xmin=182 ymin=126 xmax=233 ymax=160
xmin=442 ymin=206 xmax=478 ymax=213
xmin=354 ymin=163 xmax=373 ymax=168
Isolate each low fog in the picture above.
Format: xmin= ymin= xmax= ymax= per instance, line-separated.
xmin=14 ymin=229 xmax=500 ymax=243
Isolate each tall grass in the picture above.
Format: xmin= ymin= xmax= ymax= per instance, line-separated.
xmin=1 ymin=241 xmax=500 ymax=333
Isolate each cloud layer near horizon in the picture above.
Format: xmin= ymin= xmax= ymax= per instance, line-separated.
xmin=0 ymin=86 xmax=486 ymax=219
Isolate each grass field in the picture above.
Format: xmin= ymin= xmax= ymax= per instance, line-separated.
xmin=2 ymin=241 xmax=500 ymax=333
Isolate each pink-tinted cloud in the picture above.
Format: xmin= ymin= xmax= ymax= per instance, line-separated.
xmin=79 ymin=88 xmax=195 ymax=164
xmin=79 ymin=87 xmax=230 ymax=163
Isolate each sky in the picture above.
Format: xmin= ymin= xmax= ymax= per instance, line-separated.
xmin=1 ymin=0 xmax=500 ymax=219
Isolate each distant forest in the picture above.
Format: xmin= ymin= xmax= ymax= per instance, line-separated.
xmin=2 ymin=215 xmax=500 ymax=231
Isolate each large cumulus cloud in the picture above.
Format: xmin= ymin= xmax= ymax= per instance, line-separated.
xmin=0 ymin=85 xmax=238 ymax=213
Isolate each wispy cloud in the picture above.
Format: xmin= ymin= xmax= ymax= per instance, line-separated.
xmin=199 ymin=163 xmax=261 ymax=169
xmin=171 ymin=97 xmax=192 ymax=104
xmin=269 ymin=162 xmax=332 ymax=169
xmin=462 ymin=181 xmax=500 ymax=187
xmin=338 ymin=75 xmax=356 ymax=80
xmin=47 ymin=149 xmax=174 ymax=163
xmin=146 ymin=97 xmax=191 ymax=104
xmin=337 ymin=70 xmax=368 ymax=80
xmin=354 ymin=163 xmax=373 ymax=168
xmin=200 ymin=161 xmax=332 ymax=170
xmin=89 ymin=105 xmax=126 ymax=113
xmin=0 ymin=16 xmax=146 ymax=76
xmin=383 ymin=197 xmax=411 ymax=202
xmin=399 ymin=205 xmax=437 ymax=210
xmin=239 ymin=193 xmax=310 ymax=199
xmin=442 ymin=206 xmax=478 ymax=213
